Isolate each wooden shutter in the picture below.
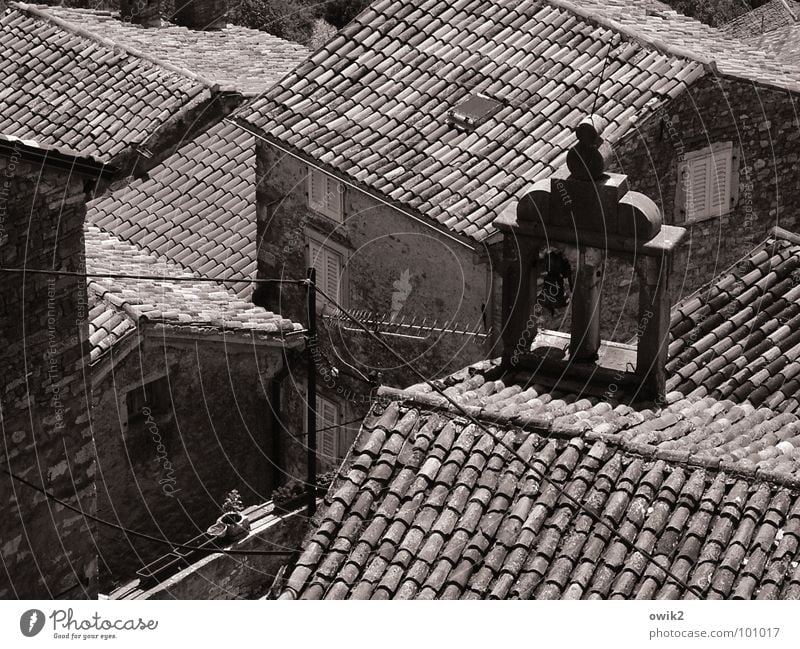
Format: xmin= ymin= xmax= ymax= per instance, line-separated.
xmin=324 ymin=247 xmax=342 ymax=306
xmin=307 ymin=168 xmax=342 ymax=221
xmin=316 ymin=396 xmax=340 ymax=460
xmin=308 ymin=238 xmax=325 ymax=309
xmin=308 ymin=169 xmax=326 ymax=211
xmin=686 ymin=156 xmax=708 ymax=220
xmin=709 ymin=149 xmax=732 ymax=216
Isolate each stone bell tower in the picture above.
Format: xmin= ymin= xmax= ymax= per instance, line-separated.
xmin=495 ymin=115 xmax=686 ymax=400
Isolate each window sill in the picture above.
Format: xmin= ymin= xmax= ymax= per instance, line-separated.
xmin=681 ymin=210 xmax=734 ymax=226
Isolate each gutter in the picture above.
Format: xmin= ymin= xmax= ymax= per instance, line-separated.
xmin=142 ymin=322 xmax=307 ymax=348
xmin=227 ymin=118 xmax=478 ymax=253
xmin=0 ymin=135 xmax=116 ymax=179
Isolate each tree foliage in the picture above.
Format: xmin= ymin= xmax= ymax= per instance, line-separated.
xmin=320 ymin=0 xmax=371 ymax=28
xmin=661 ymin=0 xmax=753 ymax=26
xmin=228 ymin=0 xmax=318 ymax=43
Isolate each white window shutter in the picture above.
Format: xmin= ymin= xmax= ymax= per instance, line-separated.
xmin=316 ymin=396 xmax=340 ymax=460
xmin=307 ymin=167 xmax=342 ymax=221
xmin=325 ymin=248 xmax=341 ymax=306
xmin=686 ymin=156 xmax=708 ymax=220
xmin=308 ymin=169 xmax=325 ymax=209
xmin=709 ymin=149 xmax=732 ymax=215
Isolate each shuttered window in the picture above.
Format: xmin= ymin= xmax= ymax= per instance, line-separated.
xmin=308 ymin=167 xmax=343 ymax=221
xmin=680 ymin=144 xmax=733 ymax=222
xmin=316 ymin=395 xmax=340 ymax=462
xmin=308 ymin=237 xmax=344 ymax=311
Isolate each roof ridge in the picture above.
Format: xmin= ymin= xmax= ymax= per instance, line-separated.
xmin=40 ymin=3 xmax=311 ymax=50
xmin=782 ymin=0 xmax=800 ymax=23
xmin=11 ymin=2 xmax=219 ymax=91
xmin=372 ymin=385 xmax=800 ymax=490
xmin=544 ymin=0 xmax=718 ymax=72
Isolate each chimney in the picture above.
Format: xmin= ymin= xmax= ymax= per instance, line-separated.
xmin=119 ymin=0 xmax=162 ymax=27
xmin=172 ymin=0 xmax=228 ymax=31
xmin=495 ymin=115 xmax=686 ymax=400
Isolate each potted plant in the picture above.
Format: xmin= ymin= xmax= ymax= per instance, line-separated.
xmin=206 ymin=489 xmax=250 ymax=540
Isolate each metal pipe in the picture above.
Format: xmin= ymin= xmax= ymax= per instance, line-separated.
xmin=306 ymin=267 xmax=317 ymax=518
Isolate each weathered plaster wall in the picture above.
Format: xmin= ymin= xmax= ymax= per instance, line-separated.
xmin=0 ymin=154 xmax=95 ymax=598
xmin=255 ymin=144 xmax=492 ymax=391
xmin=90 ymin=334 xmax=294 ymax=591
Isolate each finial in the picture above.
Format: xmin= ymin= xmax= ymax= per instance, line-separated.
xmin=566 ymin=115 xmax=612 ymax=181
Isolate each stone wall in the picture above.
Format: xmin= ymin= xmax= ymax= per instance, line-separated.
xmin=604 ymin=75 xmax=800 ymax=339
xmin=255 ymin=144 xmax=491 ymax=394
xmin=0 ymin=152 xmax=95 ymax=598
xmin=137 ymin=505 xmax=309 ymax=600
xmin=89 ymin=333 xmax=296 ymax=591
xmin=495 ymin=75 xmax=800 ymax=344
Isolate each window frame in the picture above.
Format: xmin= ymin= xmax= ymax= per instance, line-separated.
xmin=307 ymin=167 xmax=344 ymax=222
xmin=676 ymin=142 xmax=737 ymax=224
xmin=300 ymin=391 xmax=356 ymax=468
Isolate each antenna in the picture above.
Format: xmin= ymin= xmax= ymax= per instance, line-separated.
xmin=591 ymin=36 xmax=617 ymax=115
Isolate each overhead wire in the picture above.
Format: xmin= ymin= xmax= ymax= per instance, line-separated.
xmin=310 ymin=283 xmax=704 ymax=598
xmin=0 ymin=267 xmax=305 ymax=285
xmin=0 ymin=467 xmax=299 ymax=557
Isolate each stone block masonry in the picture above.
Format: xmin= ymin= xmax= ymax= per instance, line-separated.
xmin=255 ymin=144 xmax=491 ymax=392
xmin=543 ymin=75 xmax=800 ymax=343
xmin=0 ymin=152 xmax=95 ymax=598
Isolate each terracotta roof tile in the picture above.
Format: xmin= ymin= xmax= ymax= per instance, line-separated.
xmin=724 ymin=0 xmax=800 ymax=39
xmin=239 ymin=0 xmax=800 ymax=242
xmin=668 ymin=231 xmax=800 ymax=417
xmin=280 ymin=389 xmax=800 ymax=599
xmin=279 ymin=225 xmax=800 ymax=599
xmin=88 ymin=120 xmax=256 ymax=297
xmin=37 ymin=6 xmax=309 ymax=95
xmin=85 ymin=224 xmax=302 ymax=364
xmin=1 ymin=2 xmax=209 ymax=163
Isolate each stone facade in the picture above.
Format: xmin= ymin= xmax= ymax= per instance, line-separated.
xmin=0 ymin=149 xmax=95 ymax=598
xmin=491 ymin=76 xmax=800 ymax=344
xmin=89 ymin=330 xmax=301 ymax=590
xmin=254 ymin=143 xmax=492 ymax=406
xmin=604 ymin=75 xmax=800 ymax=340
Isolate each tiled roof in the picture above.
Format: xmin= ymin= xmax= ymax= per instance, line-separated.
xmin=0 ymin=3 xmax=211 ymax=163
xmin=88 ymin=120 xmax=256 ymax=298
xmin=279 ymin=227 xmax=800 ymax=599
xmin=238 ymin=0 xmax=800 ymax=242
xmin=668 ymin=229 xmax=800 ymax=414
xmin=724 ymin=0 xmax=800 ymax=38
xmin=85 ymin=225 xmax=303 ymax=364
xmin=38 ymin=6 xmax=310 ymax=96
xmin=281 ymin=397 xmax=800 ymax=600
xmin=744 ymin=24 xmax=800 ymax=65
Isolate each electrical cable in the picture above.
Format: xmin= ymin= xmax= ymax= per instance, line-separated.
xmin=0 ymin=267 xmax=306 ymax=285
xmin=0 ymin=467 xmax=298 ymax=557
xmin=311 ymin=284 xmax=704 ymax=598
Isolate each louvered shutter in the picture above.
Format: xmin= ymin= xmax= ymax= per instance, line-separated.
xmin=686 ymin=156 xmax=708 ymax=220
xmin=307 ymin=168 xmax=342 ymax=221
xmin=325 ymin=247 xmax=341 ymax=306
xmin=308 ymin=169 xmax=326 ymax=211
xmin=308 ymin=239 xmax=325 ymax=310
xmin=708 ymin=149 xmax=732 ymax=216
xmin=316 ymin=396 xmax=339 ymax=460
